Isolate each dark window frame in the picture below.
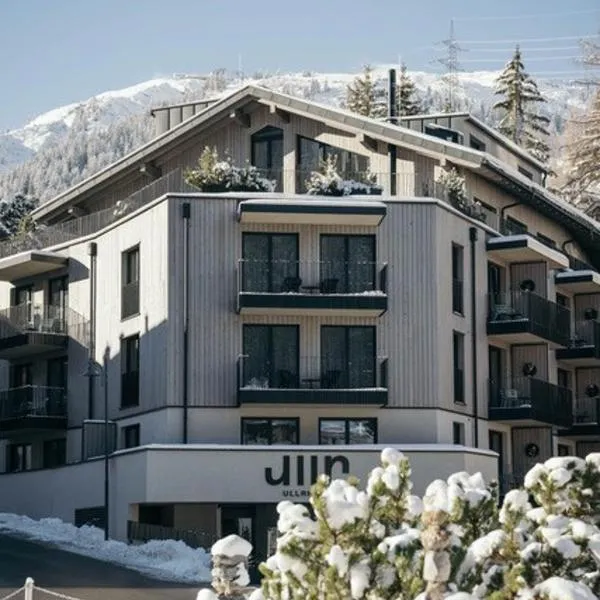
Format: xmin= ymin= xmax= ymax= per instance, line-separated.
xmin=241 ymin=232 xmax=299 ymax=293
xmin=7 ymin=442 xmax=32 ymax=473
xmin=240 ymin=417 xmax=300 ymax=445
xmin=320 ymin=234 xmax=377 ymax=293
xmin=122 ymin=424 xmax=141 ymax=449
xmin=452 ymin=243 xmax=464 ymax=315
xmin=556 ymin=293 xmax=570 ymax=310
xmin=10 ymin=362 xmax=32 ymax=388
xmin=48 ymin=276 xmax=68 ymax=316
xmin=318 ymin=417 xmax=378 ymax=444
xmin=503 ymin=216 xmax=528 ymax=236
xmin=121 ymin=245 xmax=140 ymax=320
xmin=536 ymin=232 xmax=556 ymax=249
xmin=43 ymin=438 xmax=66 ymax=469
xmin=120 ymin=334 xmax=140 ymax=409
xmin=469 ymin=134 xmax=486 ymax=152
xmin=453 ymin=331 xmax=465 ymax=404
xmin=320 ymin=325 xmax=377 ymax=388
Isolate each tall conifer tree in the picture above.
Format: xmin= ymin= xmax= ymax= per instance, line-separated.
xmin=396 ymin=63 xmax=422 ymax=116
xmin=345 ymin=65 xmax=387 ymax=119
xmin=494 ymin=46 xmax=551 ymax=162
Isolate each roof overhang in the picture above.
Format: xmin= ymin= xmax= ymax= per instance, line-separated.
xmin=555 ymin=270 xmax=600 ymax=294
xmin=0 ymin=251 xmax=68 ymax=282
xmin=486 ymin=235 xmax=569 ymax=269
xmin=238 ymin=198 xmax=387 ymax=226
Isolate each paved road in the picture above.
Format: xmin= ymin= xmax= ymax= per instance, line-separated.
xmin=0 ymin=534 xmax=202 ymax=600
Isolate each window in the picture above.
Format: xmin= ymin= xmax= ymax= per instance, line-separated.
xmin=320 ymin=235 xmax=376 ymax=293
xmin=7 ymin=443 xmax=32 ymax=473
xmin=43 ymin=439 xmax=66 ymax=469
xmin=424 ymin=124 xmax=462 ymax=145
xmin=241 ymin=418 xmax=299 ymax=445
xmin=10 ymin=363 xmax=32 ymax=388
xmin=557 ymin=369 xmax=571 ymax=391
xmin=487 ymin=262 xmax=504 ymax=296
xmin=536 ymin=233 xmax=556 ymax=249
xmin=297 ymin=136 xmax=369 ymax=191
xmin=556 ymin=294 xmax=570 ymax=310
xmin=319 ymin=418 xmax=377 ymax=445
xmin=122 ymin=424 xmax=140 ymax=449
xmin=453 ymin=331 xmax=465 ymax=404
xmin=452 ymin=243 xmax=464 ymax=314
xmin=469 ymin=135 xmax=486 ymax=151
xmin=48 ymin=276 xmax=68 ymax=319
xmin=251 ymin=126 xmax=283 ymax=191
xmin=503 ymin=216 xmax=528 ymax=236
xmin=452 ymin=422 xmax=465 ymax=445
xmin=321 ymin=326 xmax=376 ymax=388
xmin=241 ymin=233 xmax=299 ymax=293
xmin=557 ymin=444 xmax=570 ymax=457
xmin=121 ymin=334 xmax=140 ymax=408
xmin=121 ymin=246 xmax=140 ymax=319
xmin=12 ymin=285 xmax=32 ymax=322
xmin=242 ymin=325 xmax=299 ymax=388
xmin=518 ymin=166 xmax=534 ymax=180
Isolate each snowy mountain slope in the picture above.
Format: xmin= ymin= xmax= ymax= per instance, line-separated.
xmin=0 ymin=67 xmax=594 ymax=203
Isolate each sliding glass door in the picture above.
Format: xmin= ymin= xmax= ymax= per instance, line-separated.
xmin=242 ymin=325 xmax=299 ymax=388
xmin=320 ymin=235 xmax=376 ymax=293
xmin=321 ymin=326 xmax=376 ymax=388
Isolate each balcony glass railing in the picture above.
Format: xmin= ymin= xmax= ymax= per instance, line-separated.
xmin=573 ymin=395 xmax=600 ymax=425
xmin=489 ymin=376 xmax=573 ymax=427
xmin=487 ymin=291 xmax=571 ymax=346
xmin=0 ymin=385 xmax=67 ymax=420
xmin=237 ymin=356 xmax=388 ymax=391
xmin=238 ymin=260 xmax=387 ymax=296
xmin=0 ymin=304 xmax=89 ymax=347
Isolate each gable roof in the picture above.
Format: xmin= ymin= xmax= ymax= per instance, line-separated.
xmin=29 ymin=84 xmax=600 ymax=266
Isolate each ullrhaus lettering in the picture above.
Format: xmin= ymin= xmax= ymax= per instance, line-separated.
xmin=265 ymin=454 xmax=350 ymax=487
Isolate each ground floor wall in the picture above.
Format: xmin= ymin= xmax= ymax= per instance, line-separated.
xmin=0 ymin=444 xmax=498 ymax=545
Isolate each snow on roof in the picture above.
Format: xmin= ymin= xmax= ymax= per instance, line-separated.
xmin=239 ymin=198 xmax=387 ymax=209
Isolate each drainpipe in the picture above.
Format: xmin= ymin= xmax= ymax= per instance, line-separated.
xmin=469 ymin=227 xmax=479 ymax=448
xmin=182 ymin=203 xmax=191 ymax=444
xmin=87 ymin=242 xmax=97 ymax=420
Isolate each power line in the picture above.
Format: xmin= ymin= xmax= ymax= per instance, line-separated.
xmin=458 ymin=34 xmax=598 ymax=45
xmin=432 ymin=20 xmax=468 ymax=112
xmin=453 ymin=8 xmax=600 ymax=22
xmin=467 ymin=46 xmax=581 ymax=53
xmin=461 ymin=56 xmax=581 ymax=63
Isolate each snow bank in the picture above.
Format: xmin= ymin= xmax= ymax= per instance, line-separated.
xmin=0 ymin=513 xmax=211 ymax=583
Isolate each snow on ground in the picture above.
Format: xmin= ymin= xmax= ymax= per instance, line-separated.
xmin=0 ymin=513 xmax=211 ymax=584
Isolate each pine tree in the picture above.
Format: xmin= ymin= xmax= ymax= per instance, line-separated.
xmin=396 ymin=63 xmax=422 ymax=116
xmin=0 ymin=194 xmax=38 ymax=238
xmin=493 ymin=46 xmax=551 ymax=163
xmin=345 ymin=65 xmax=387 ymax=119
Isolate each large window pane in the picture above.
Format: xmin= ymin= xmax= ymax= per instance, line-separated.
xmin=349 ymin=327 xmax=375 ymax=387
xmin=271 ymin=235 xmax=298 ymax=292
xmin=348 ymin=419 xmax=376 ymax=444
xmin=242 ymin=234 xmax=269 ymax=292
xmin=272 ymin=326 xmax=299 ymax=388
xmin=271 ymin=419 xmax=298 ymax=444
xmin=242 ymin=419 xmax=271 ymax=444
xmin=319 ymin=420 xmax=346 ymax=445
xmin=320 ymin=235 xmax=375 ymax=293
xmin=321 ymin=326 xmax=346 ymax=387
xmin=242 ymin=234 xmax=298 ymax=292
xmin=242 ymin=326 xmax=270 ymax=386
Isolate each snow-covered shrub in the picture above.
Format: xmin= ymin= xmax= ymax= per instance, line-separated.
xmin=247 ymin=450 xmax=600 ymax=600
xmin=306 ymin=155 xmax=383 ymax=196
xmin=185 ymin=147 xmax=276 ymax=193
xmin=437 ymin=168 xmax=486 ymax=223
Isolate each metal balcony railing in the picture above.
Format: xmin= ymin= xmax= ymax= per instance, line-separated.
xmin=238 ymin=260 xmax=387 ymax=295
xmin=237 ymin=355 xmax=388 ymax=391
xmin=489 ymin=376 xmax=573 ymax=427
xmin=121 ymin=281 xmax=140 ymax=319
xmin=0 ymin=385 xmax=67 ymax=420
xmin=573 ymin=396 xmax=600 ymax=425
xmin=0 ymin=304 xmax=89 ymax=347
xmin=0 ymin=169 xmax=197 ymax=259
xmin=487 ymin=291 xmax=571 ymax=346
xmin=568 ymin=320 xmax=600 ymax=349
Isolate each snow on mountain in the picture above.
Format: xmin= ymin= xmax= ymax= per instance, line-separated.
xmin=0 ymin=67 xmax=595 ymax=202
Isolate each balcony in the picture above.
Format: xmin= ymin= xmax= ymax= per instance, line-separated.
xmin=0 ymin=251 xmax=68 ymax=283
xmin=486 ymin=234 xmax=569 ymax=270
xmin=237 ymin=260 xmax=388 ymax=317
xmin=487 ymin=291 xmax=570 ymax=347
xmin=555 ymin=269 xmax=600 ymax=294
xmin=489 ymin=377 xmax=573 ymax=428
xmin=0 ymin=305 xmax=89 ymax=359
xmin=0 ymin=385 xmax=67 ymax=436
xmin=560 ymin=396 xmax=600 ymax=437
xmin=237 ymin=356 xmax=388 ymax=405
xmin=556 ymin=320 xmax=600 ymax=366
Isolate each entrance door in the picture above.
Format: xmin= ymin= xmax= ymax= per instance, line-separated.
xmin=221 ymin=505 xmax=257 ymax=581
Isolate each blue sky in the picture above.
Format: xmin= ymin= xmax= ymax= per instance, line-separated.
xmin=0 ymin=0 xmax=598 ymax=131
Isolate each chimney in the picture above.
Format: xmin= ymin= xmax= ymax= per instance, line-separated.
xmin=388 ymin=69 xmax=397 ymax=123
